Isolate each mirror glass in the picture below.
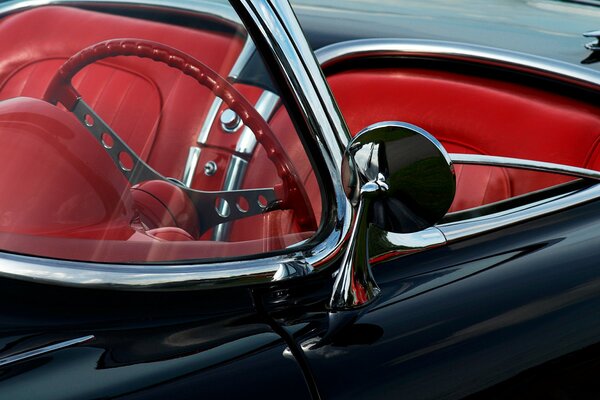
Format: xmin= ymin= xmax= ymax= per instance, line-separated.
xmin=342 ymin=121 xmax=456 ymax=233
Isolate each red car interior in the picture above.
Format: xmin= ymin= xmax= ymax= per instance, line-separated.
xmin=0 ymin=5 xmax=244 ymax=179
xmin=0 ymin=5 xmax=598 ymax=262
xmin=0 ymin=96 xmax=314 ymax=262
xmin=327 ymin=69 xmax=600 ymax=211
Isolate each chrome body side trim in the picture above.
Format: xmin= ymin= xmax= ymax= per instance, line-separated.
xmin=450 ymin=153 xmax=600 ymax=181
xmin=0 ymin=335 xmax=94 ymax=367
xmin=438 ymin=184 xmax=600 ymax=242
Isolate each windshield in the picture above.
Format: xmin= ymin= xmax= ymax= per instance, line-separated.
xmin=0 ymin=0 xmax=322 ymax=263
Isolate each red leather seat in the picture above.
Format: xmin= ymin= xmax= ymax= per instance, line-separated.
xmin=327 ymin=68 xmax=600 ymax=211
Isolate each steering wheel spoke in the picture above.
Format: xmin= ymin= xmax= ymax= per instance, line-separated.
xmin=185 ymin=187 xmax=278 ymax=234
xmin=73 ymin=99 xmax=163 ymax=185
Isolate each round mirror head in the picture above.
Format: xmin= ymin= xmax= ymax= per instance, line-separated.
xmin=342 ymin=121 xmax=456 ymax=233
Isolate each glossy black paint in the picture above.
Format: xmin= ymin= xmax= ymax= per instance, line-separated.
xmin=0 ymin=282 xmax=311 ymax=399
xmin=271 ymin=198 xmax=600 ymax=399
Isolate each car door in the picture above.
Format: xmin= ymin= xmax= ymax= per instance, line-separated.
xmin=268 ymin=198 xmax=600 ymax=399
xmin=0 ymin=280 xmax=315 ymax=399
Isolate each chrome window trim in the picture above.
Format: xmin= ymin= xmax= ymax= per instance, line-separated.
xmin=315 ymin=38 xmax=600 ymax=89
xmin=451 ymin=154 xmax=600 ymax=181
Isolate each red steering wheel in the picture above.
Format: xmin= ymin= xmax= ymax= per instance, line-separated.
xmin=43 ymin=38 xmax=316 ymax=233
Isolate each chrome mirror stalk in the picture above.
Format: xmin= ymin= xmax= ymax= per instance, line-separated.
xmin=330 ymin=122 xmax=456 ymax=311
xmin=329 ymin=176 xmax=385 ymax=310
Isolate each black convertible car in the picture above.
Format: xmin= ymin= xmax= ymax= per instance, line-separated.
xmin=0 ymin=0 xmax=599 ymax=398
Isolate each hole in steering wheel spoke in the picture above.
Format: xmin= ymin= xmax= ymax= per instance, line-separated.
xmin=101 ymin=133 xmax=114 ymax=149
xmin=84 ymin=114 xmax=94 ymax=127
xmin=257 ymin=195 xmax=268 ymax=208
xmin=118 ymin=152 xmax=134 ymax=172
xmin=237 ymin=196 xmax=249 ymax=213
xmin=215 ymin=197 xmax=231 ymax=218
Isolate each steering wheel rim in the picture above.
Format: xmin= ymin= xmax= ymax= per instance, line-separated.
xmin=43 ymin=38 xmax=317 ymax=233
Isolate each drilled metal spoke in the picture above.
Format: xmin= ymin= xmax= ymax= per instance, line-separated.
xmin=73 ymin=99 xmax=277 ymax=233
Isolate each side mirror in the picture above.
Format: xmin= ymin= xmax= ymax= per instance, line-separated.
xmin=330 ymin=122 xmax=455 ymax=310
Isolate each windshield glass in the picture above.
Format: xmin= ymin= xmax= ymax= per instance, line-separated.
xmin=0 ymin=0 xmax=321 ymax=263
